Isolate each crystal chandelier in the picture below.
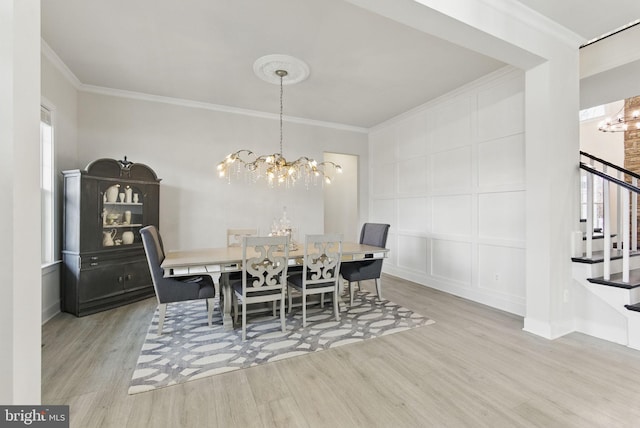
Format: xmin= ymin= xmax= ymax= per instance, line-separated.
xmin=598 ymin=107 xmax=640 ymax=132
xmin=217 ymin=60 xmax=341 ymax=187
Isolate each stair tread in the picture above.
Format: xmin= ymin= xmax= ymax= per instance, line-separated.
xmin=572 ymin=249 xmax=640 ymax=264
xmin=582 ymin=233 xmax=616 ymax=240
xmin=588 ymin=269 xmax=640 ymax=289
xmin=625 ymin=303 xmax=640 ymax=312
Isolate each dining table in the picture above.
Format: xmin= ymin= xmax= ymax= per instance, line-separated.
xmin=161 ymin=241 xmax=389 ymax=330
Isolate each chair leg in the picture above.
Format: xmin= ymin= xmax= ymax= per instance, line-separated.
xmin=320 ymin=293 xmax=325 ymax=308
xmin=233 ymin=294 xmax=238 ymax=325
xmin=242 ymin=301 xmax=247 ymax=341
xmin=302 ymin=291 xmax=307 ymax=328
xmin=207 ymin=298 xmax=214 ymax=327
xmin=333 ymin=288 xmax=340 ymax=322
xmin=273 ymin=301 xmax=276 ymax=317
xmin=375 ymin=278 xmax=382 ymax=300
xmin=280 ymin=296 xmax=286 ymax=333
xmin=287 ymin=285 xmax=293 ymax=314
xmin=157 ymin=303 xmax=167 ymax=335
xmin=349 ymin=281 xmax=355 ymax=306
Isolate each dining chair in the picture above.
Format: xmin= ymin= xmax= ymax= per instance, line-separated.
xmin=230 ymin=236 xmax=289 ymax=340
xmin=287 ymin=234 xmax=343 ymax=327
xmin=340 ymin=223 xmax=390 ymax=305
xmin=140 ymin=225 xmax=216 ymax=334
xmin=227 ymin=228 xmax=258 ymax=247
xmin=220 ymin=228 xmax=259 ymax=297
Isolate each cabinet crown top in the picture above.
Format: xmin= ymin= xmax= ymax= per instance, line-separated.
xmin=76 ymin=157 xmax=161 ymax=182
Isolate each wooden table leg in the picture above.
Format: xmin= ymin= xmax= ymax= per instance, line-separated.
xmin=221 ymin=279 xmax=234 ymax=330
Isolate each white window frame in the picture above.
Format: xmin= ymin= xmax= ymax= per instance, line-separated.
xmin=41 ymin=102 xmax=56 ymax=266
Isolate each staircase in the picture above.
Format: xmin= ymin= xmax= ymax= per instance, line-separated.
xmin=574 ymin=152 xmax=640 ymax=350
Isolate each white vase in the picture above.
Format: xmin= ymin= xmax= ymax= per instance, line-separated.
xmin=122 ymin=231 xmax=135 ymax=245
xmin=106 ymin=185 xmax=119 ymax=203
xmin=125 ymin=187 xmax=133 ymax=203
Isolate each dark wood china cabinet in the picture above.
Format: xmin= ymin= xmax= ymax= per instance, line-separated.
xmin=62 ymin=158 xmax=160 ymax=316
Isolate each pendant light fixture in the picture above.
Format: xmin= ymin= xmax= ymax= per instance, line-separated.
xmin=217 ymin=55 xmax=341 ymax=187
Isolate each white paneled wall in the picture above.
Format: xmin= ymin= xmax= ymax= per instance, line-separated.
xmin=370 ymin=67 xmax=526 ymax=315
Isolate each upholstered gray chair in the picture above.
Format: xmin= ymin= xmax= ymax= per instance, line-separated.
xmin=230 ymin=236 xmax=289 ymax=340
xmin=140 ymin=225 xmax=216 ymax=334
xmin=340 ymin=223 xmax=390 ymax=305
xmin=288 ymin=234 xmax=343 ymax=327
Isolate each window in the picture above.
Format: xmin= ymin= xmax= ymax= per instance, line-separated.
xmin=579 ymin=105 xmax=606 ymax=122
xmin=41 ymin=105 xmax=55 ymax=265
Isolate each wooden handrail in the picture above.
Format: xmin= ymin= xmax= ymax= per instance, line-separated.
xmin=580 ymin=151 xmax=640 ymax=181
xmin=580 ymin=163 xmax=640 ymax=194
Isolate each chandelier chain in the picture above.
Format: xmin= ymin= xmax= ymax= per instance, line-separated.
xmin=280 ymin=73 xmax=284 ymax=157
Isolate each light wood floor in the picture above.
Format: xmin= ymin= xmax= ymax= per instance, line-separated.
xmin=42 ymin=275 xmax=640 ymax=428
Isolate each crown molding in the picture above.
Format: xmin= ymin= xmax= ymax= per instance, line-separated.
xmin=41 ymin=39 xmax=82 ymax=90
xmin=81 ymin=84 xmax=367 ymax=133
xmin=40 ymin=40 xmax=366 ymax=134
xmin=475 ymin=0 xmax=584 ymax=48
xmin=408 ymin=0 xmax=584 ymax=49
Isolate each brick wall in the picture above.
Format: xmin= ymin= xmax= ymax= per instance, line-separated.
xmin=624 ymin=96 xmax=640 ymax=173
xmin=623 ymin=95 xmax=640 ymax=246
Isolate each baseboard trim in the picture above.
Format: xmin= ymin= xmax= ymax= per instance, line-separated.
xmin=523 ymin=317 xmax=574 ymax=340
xmin=42 ymin=300 xmax=60 ymax=325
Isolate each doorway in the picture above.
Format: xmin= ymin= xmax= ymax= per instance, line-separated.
xmin=323 ymin=152 xmax=359 ymax=241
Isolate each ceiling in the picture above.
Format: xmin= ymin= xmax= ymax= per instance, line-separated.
xmin=41 ymin=0 xmax=640 ymax=129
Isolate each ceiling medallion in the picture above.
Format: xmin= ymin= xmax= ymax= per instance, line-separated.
xmin=252 ymin=54 xmax=310 ymax=85
xmin=217 ymin=55 xmax=341 ymax=188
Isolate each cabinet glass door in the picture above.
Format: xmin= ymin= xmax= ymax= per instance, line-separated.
xmin=100 ymin=182 xmax=144 ymax=248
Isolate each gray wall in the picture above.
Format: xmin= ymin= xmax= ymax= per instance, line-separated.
xmin=77 ymin=91 xmax=368 ymax=251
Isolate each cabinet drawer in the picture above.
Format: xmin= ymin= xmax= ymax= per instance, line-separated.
xmin=78 ymin=266 xmax=124 ymax=302
xmin=123 ymin=260 xmax=152 ymax=291
xmin=80 ymin=252 xmax=146 ymax=269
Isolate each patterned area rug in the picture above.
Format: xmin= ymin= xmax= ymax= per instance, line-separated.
xmin=128 ymin=292 xmax=434 ymax=394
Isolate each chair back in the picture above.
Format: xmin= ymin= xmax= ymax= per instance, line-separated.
xmin=140 ymin=225 xmax=166 ymax=303
xmin=360 ymin=223 xmax=390 ymax=248
xmin=227 ymin=228 xmax=258 ymax=247
xmin=242 ymin=236 xmax=289 ymax=295
xmin=352 ymin=223 xmax=390 ymax=280
xmin=302 ymin=234 xmax=343 ymax=287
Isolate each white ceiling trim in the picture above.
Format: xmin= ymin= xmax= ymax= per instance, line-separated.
xmin=81 ymin=84 xmax=367 ymax=134
xmin=408 ymin=0 xmax=584 ymax=48
xmin=580 ymin=24 xmax=640 ymax=79
xmin=474 ymin=0 xmax=585 ymax=47
xmin=41 ymin=39 xmax=81 ymax=89
xmin=40 ymin=42 xmax=368 ymax=134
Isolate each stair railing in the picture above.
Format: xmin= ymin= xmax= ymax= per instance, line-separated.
xmin=579 ymin=151 xmax=640 ymax=282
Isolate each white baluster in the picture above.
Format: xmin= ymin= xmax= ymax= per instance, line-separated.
xmin=617 ymin=170 xmax=623 ymax=251
xmin=623 ymin=188 xmax=630 ymax=283
xmin=633 ymin=178 xmax=638 ymax=253
xmin=586 ymin=172 xmax=593 ymax=258
xmin=604 ymin=178 xmax=611 ymax=281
